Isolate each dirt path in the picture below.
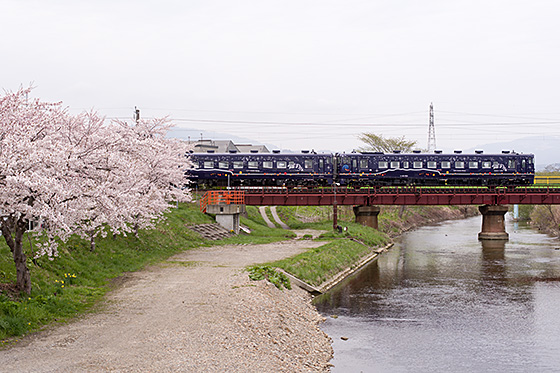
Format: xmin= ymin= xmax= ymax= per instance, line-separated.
xmin=1 ymin=233 xmax=333 ymax=372
xmin=258 ymin=206 xmax=276 ymax=228
xmin=271 ymin=206 xmax=290 ymax=229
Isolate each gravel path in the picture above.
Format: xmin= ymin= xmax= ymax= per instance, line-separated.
xmin=1 ymin=235 xmax=333 ymax=372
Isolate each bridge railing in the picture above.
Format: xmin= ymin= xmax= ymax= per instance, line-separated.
xmin=200 ymin=190 xmax=245 ymax=213
xmin=232 ymin=185 xmax=556 ymax=195
xmin=535 ymin=176 xmax=560 ymax=185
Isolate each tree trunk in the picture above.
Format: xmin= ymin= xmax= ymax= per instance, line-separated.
xmin=90 ymin=232 xmax=96 ymax=252
xmin=1 ymin=216 xmax=32 ymax=294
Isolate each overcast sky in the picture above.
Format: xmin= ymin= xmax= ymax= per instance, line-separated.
xmin=3 ymin=0 xmax=560 ymax=152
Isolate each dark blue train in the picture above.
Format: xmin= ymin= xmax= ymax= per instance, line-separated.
xmin=187 ymin=150 xmax=534 ymax=187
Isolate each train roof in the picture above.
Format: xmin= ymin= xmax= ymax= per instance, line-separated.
xmin=189 ymin=151 xmax=330 ymax=156
xmin=188 ymin=150 xmax=533 ymax=156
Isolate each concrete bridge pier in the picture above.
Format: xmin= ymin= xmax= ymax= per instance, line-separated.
xmin=353 ymin=205 xmax=380 ymax=229
xmin=478 ymin=205 xmax=509 ymax=240
xmin=206 ymin=204 xmax=246 ymax=234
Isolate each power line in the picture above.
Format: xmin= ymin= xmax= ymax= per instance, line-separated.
xmin=168 ymin=118 xmax=560 ymax=127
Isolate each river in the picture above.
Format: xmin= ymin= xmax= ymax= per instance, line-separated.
xmin=314 ymin=215 xmax=560 ymax=372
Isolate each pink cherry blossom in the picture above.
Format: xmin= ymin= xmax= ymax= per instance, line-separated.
xmin=0 ymin=88 xmax=192 ymax=294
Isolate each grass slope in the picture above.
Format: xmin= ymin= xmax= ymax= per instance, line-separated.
xmin=267 ymin=222 xmax=390 ymax=286
xmin=0 ymin=203 xmax=291 ymax=343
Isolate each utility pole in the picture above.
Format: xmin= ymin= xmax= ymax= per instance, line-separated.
xmin=427 ymin=103 xmax=436 ymax=152
xmin=134 ymin=106 xmax=140 ymax=123
xmin=332 ymin=183 xmax=339 ymax=231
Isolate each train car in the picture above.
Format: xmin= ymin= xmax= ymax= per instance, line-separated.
xmin=336 ymin=150 xmax=534 ymax=186
xmin=187 ymin=151 xmax=334 ymax=187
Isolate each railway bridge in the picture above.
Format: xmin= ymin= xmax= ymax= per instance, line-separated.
xmin=200 ymin=186 xmax=560 ymax=240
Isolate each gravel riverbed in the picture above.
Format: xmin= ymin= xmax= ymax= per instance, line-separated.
xmin=1 ymin=236 xmax=333 ymax=372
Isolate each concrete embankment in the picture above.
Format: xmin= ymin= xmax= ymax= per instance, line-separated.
xmin=282 ymin=242 xmax=394 ymax=296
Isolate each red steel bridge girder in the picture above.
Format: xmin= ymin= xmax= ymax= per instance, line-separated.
xmin=239 ymin=187 xmax=560 ymax=206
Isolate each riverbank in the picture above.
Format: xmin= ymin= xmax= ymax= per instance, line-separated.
xmin=379 ymin=205 xmax=479 ymax=237
xmin=269 ymin=205 xmax=479 ymax=292
xmin=520 ymin=204 xmax=560 ymax=238
xmin=0 ymin=239 xmax=333 ymax=372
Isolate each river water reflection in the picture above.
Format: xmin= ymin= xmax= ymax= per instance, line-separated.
xmin=314 ymin=216 xmax=560 ymax=372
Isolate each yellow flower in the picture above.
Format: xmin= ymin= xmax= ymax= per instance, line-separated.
xmin=61 ymin=285 xmax=64 ymax=288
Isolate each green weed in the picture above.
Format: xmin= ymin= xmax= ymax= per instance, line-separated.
xmin=248 ymin=265 xmax=291 ymax=290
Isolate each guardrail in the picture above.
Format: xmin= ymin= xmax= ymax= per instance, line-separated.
xmin=200 ymin=190 xmax=245 ymax=213
xmin=535 ymin=176 xmax=560 ymax=185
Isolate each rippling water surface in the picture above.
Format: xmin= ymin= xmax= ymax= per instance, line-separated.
xmin=314 ymin=216 xmax=560 ymax=372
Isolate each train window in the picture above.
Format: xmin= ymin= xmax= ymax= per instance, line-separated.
xmin=508 ymin=160 xmax=516 ymax=168
xmin=403 ymin=161 xmax=409 ymax=168
xmin=233 ymin=161 xmax=243 ymax=169
xmin=218 ymin=161 xmax=229 ymax=169
xmin=413 ymin=161 xmax=422 ymax=168
xmin=427 ymin=161 xmax=437 ymax=168
xmin=469 ymin=161 xmax=478 ymax=169
xmin=203 ymin=161 xmax=214 ymax=169
xmin=493 ymin=161 xmax=499 ymax=168
xmin=390 ymin=161 xmax=400 ymax=168
xmin=482 ymin=161 xmax=491 ymax=168
xmin=455 ymin=161 xmax=464 ymax=168
xmin=441 ymin=161 xmax=451 ymax=168
xmin=359 ymin=159 xmax=368 ymax=169
xmin=263 ymin=161 xmax=273 ymax=169
xmin=248 ymin=161 xmax=258 ymax=169
xmin=288 ymin=161 xmax=296 ymax=169
xmin=378 ymin=161 xmax=388 ymax=168
xmin=305 ymin=159 xmax=313 ymax=169
xmin=277 ymin=161 xmax=287 ymax=169
xmin=522 ymin=159 xmax=526 ymax=170
xmin=319 ymin=159 xmax=324 ymax=172
xmin=352 ymin=159 xmax=357 ymax=169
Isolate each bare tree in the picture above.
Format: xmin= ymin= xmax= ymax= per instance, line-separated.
xmin=358 ymin=133 xmax=417 ymax=153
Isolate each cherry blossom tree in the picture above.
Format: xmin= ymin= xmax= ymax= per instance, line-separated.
xmin=73 ymin=115 xmax=192 ymax=251
xmin=0 ymin=88 xmax=191 ymax=294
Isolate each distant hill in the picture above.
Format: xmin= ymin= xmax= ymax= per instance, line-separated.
xmin=466 ymin=136 xmax=560 ymax=171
